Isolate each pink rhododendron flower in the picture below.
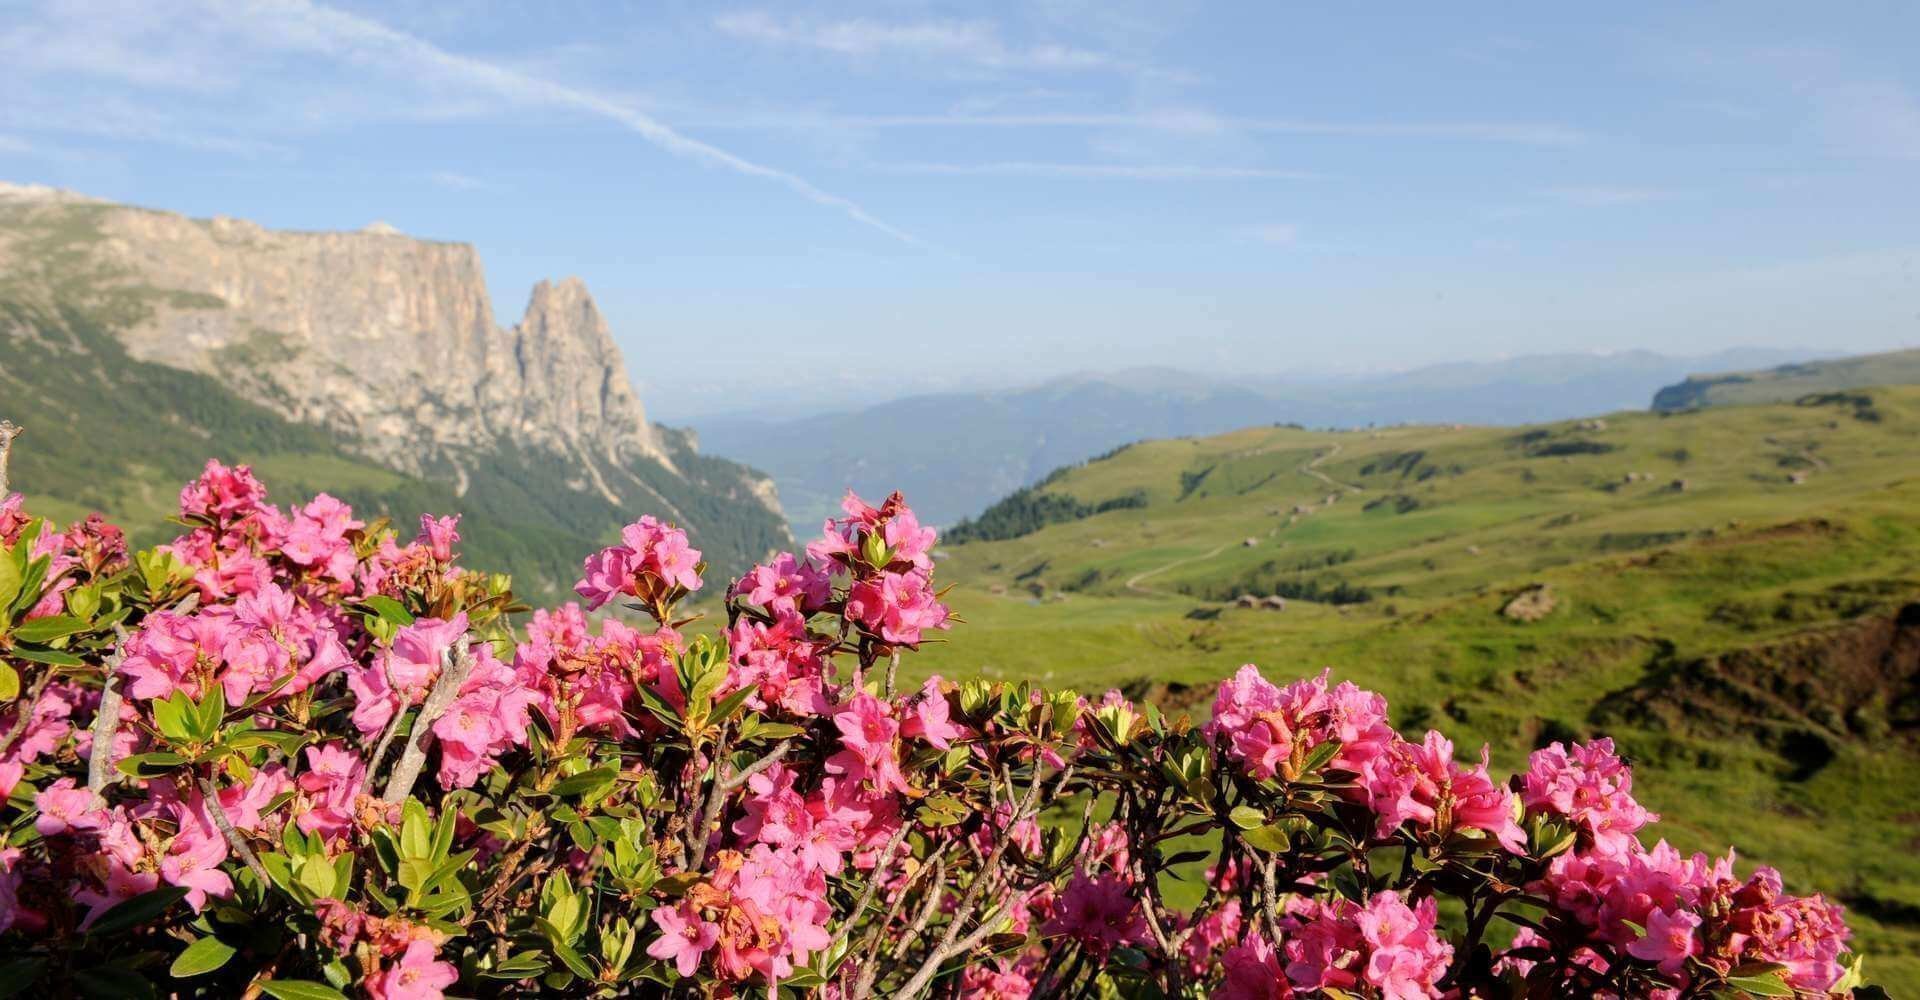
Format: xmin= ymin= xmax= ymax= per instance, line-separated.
xmin=844 ymin=569 xmax=950 ymax=646
xmin=1627 ymin=906 xmax=1702 ymax=976
xmin=574 ymin=515 xmax=702 ymax=609
xmin=731 ymin=552 xmax=832 ymax=616
xmin=647 ymin=900 xmax=720 ymax=977
xmin=1523 ymin=737 xmax=1656 ymax=856
xmin=368 ymin=939 xmax=458 ymax=1000
xmin=1044 ymin=872 xmax=1144 ymax=955
xmin=417 ymin=514 xmax=460 ymax=563
xmin=1218 ymin=931 xmax=1292 ymax=1000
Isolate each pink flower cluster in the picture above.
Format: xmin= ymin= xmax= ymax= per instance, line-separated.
xmin=575 ymin=515 xmax=703 ymax=610
xmin=1219 ymin=892 xmax=1452 ymax=1000
xmin=120 ymin=583 xmax=352 ymax=704
xmin=809 ymin=491 xmax=950 ymax=647
xmin=513 ymin=603 xmax=677 ymax=739
xmin=1208 ymin=665 xmax=1523 ymax=851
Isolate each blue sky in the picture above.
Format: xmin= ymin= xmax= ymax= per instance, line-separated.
xmin=3 ymin=1 xmax=1919 ymax=419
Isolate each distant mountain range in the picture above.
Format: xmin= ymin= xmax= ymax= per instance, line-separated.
xmin=1652 ymin=346 xmax=1920 ymax=411
xmin=699 ymin=348 xmax=1828 ymax=530
xmin=0 ymin=183 xmax=789 ymax=600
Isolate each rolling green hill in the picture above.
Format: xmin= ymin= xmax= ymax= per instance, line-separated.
xmin=920 ymin=386 xmax=1920 ymax=990
xmin=1652 ymin=346 xmax=1920 ymax=411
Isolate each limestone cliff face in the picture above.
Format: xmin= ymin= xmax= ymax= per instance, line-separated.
xmin=53 ymin=205 xmax=664 ymax=478
xmin=0 ymin=186 xmax=787 ymax=534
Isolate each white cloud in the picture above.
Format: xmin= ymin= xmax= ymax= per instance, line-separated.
xmin=876 ymin=161 xmax=1315 ymax=180
xmin=714 ymin=11 xmax=1122 ymax=72
xmin=0 ymin=0 xmax=924 ymax=246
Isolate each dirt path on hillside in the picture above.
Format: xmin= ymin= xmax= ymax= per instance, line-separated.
xmin=1123 ymin=444 xmax=1358 ymax=596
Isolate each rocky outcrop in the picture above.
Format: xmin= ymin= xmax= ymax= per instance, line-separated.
xmin=0 ymin=185 xmax=789 ymax=555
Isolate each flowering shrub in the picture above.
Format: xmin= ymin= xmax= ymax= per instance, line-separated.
xmin=0 ymin=462 xmax=1881 ymax=998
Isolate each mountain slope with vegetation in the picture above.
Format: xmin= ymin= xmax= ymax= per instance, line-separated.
xmin=1653 ymin=346 xmax=1920 ymax=411
xmin=0 ymin=186 xmax=789 ymax=597
xmin=919 ymin=386 xmax=1920 ymax=990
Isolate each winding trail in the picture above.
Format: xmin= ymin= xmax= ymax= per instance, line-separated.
xmin=1122 ymin=443 xmax=1359 ymax=596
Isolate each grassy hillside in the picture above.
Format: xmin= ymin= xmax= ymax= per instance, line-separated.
xmin=700 ymin=349 xmax=1823 ymax=532
xmin=918 ymin=387 xmax=1920 ymax=990
xmin=1653 ymin=346 xmax=1920 ymax=411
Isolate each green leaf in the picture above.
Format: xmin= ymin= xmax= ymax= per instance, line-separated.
xmin=194 ymin=685 xmax=227 ymax=743
xmin=0 ymin=957 xmax=46 ymax=999
xmin=259 ymin=981 xmax=351 ymax=1000
xmin=1228 ymin=805 xmax=1266 ymax=830
xmin=537 ymin=918 xmax=596 ymax=979
xmin=8 ymin=646 xmax=82 ymax=666
xmin=9 ymin=614 xmax=87 ymax=644
xmin=153 ymin=692 xmax=193 ymax=742
xmin=1297 ymin=739 xmax=1343 ymax=776
xmin=0 ymin=663 xmax=17 ymax=702
xmin=400 ymin=799 xmax=431 ymax=858
xmin=170 ymin=935 xmax=238 ymax=977
xmin=483 ymin=953 xmax=552 ymax=979
xmin=87 ymin=885 xmax=189 ymax=935
xmin=362 ymin=595 xmax=414 ymax=625
xmin=0 ymin=546 xmax=22 ymax=613
xmin=116 ymin=751 xmax=191 ymax=778
xmin=1724 ymin=973 xmax=1795 ymax=997
xmin=1240 ymin=822 xmax=1292 ymax=853
xmin=550 ymin=766 xmax=619 ymax=798
xmin=710 ymin=684 xmax=756 ymax=725
xmin=9 ymin=554 xmax=49 ymax=619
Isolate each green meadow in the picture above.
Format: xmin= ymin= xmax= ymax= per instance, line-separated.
xmin=916 ymin=385 xmax=1920 ymax=990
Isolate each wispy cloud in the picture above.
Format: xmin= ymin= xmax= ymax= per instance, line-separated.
xmin=428 ymin=170 xmax=494 ymax=192
xmin=0 ymin=0 xmax=924 ymax=246
xmin=0 ymin=134 xmax=34 ymax=155
xmin=1541 ymin=185 xmax=1678 ymax=206
xmin=700 ymin=109 xmax=1590 ymax=146
xmin=714 ymin=11 xmax=1121 ymax=72
xmin=877 ymin=161 xmax=1316 ymax=180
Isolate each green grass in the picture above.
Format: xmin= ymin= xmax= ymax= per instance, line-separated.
xmin=915 ymin=386 xmax=1920 ymax=992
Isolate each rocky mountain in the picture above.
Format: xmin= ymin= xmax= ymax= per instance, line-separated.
xmin=0 ymin=183 xmax=789 ymax=596
xmin=1651 ymin=346 xmax=1920 ymax=411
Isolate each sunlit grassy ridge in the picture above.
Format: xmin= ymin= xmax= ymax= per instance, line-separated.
xmin=916 ymin=385 xmax=1920 ymax=990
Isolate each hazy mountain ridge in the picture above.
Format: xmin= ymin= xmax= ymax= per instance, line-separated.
xmin=0 ymin=184 xmax=790 ymax=592
xmin=1652 ymin=346 xmax=1920 ymax=411
xmin=701 ymin=348 xmax=1824 ymax=530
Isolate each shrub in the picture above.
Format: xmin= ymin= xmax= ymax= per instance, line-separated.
xmin=0 ymin=460 xmax=1876 ymax=998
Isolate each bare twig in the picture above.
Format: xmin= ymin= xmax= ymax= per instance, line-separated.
xmin=686 ymin=727 xmax=735 ymax=871
xmin=896 ymin=763 xmax=1061 ymax=1000
xmin=199 ymin=775 xmax=271 ymax=885
xmin=717 ymin=736 xmax=795 ymax=793
xmin=361 ymin=647 xmax=445 ymax=796
xmin=883 ymin=651 xmax=901 ymax=698
xmin=381 ymin=640 xmax=475 ymax=804
xmin=0 ymin=420 xmax=20 ymax=496
xmin=86 ymin=635 xmax=130 ymax=794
